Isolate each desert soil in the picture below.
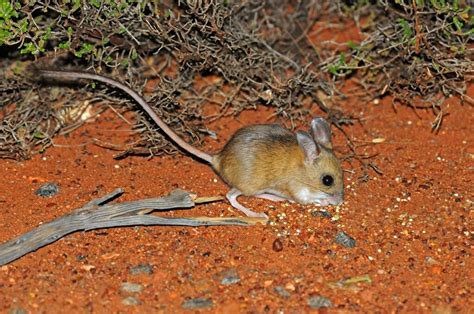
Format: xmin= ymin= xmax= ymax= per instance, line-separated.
xmin=1 ymin=14 xmax=473 ymax=311
xmin=0 ymin=77 xmax=472 ymax=313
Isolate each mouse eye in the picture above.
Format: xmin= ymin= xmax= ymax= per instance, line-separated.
xmin=322 ymin=174 xmax=334 ymax=187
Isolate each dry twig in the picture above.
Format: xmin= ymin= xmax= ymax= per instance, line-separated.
xmin=0 ymin=189 xmax=266 ymax=265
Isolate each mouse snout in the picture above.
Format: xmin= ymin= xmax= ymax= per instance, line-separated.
xmin=329 ymin=193 xmax=344 ymax=206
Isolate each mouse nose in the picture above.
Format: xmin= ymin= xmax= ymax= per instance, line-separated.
xmin=330 ymin=193 xmax=344 ymax=205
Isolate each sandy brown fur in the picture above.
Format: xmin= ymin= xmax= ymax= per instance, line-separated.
xmin=212 ymin=125 xmax=306 ymax=196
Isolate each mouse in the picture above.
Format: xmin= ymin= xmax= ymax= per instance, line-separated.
xmin=32 ymin=69 xmax=344 ymax=218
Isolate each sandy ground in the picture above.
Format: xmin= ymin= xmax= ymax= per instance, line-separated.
xmin=0 ymin=76 xmax=472 ymax=312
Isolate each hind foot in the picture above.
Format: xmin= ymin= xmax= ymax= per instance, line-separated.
xmin=226 ymin=188 xmax=268 ymax=219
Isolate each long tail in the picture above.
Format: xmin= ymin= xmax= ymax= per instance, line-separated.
xmin=35 ymin=69 xmax=213 ymax=163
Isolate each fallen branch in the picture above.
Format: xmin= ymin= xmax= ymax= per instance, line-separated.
xmin=0 ymin=188 xmax=266 ymax=265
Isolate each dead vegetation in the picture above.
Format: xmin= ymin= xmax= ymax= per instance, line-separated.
xmin=329 ymin=0 xmax=473 ymax=131
xmin=0 ymin=1 xmax=472 ymax=171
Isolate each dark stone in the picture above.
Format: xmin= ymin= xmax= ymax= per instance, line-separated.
xmin=122 ymin=296 xmax=141 ymax=306
xmin=129 ymin=264 xmax=153 ymax=275
xmin=311 ymin=210 xmax=332 ymax=219
xmin=335 ymin=231 xmax=356 ymax=248
xmin=274 ymin=286 xmax=291 ymax=298
xmin=35 ymin=182 xmax=59 ymax=197
xmin=181 ymin=298 xmax=213 ymax=309
xmin=307 ymin=295 xmax=333 ymax=308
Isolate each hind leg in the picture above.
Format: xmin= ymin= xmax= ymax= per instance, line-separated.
xmin=226 ymin=188 xmax=268 ymax=218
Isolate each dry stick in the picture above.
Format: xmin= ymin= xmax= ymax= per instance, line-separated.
xmin=0 ymin=189 xmax=266 ymax=265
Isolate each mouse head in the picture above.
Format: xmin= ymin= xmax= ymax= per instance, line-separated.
xmin=294 ymin=117 xmax=344 ymax=206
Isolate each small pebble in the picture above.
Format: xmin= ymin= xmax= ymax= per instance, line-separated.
xmin=181 ymin=298 xmax=213 ymax=309
xmin=218 ymin=268 xmax=241 ymax=285
xmin=221 ymin=275 xmax=240 ymax=285
xmin=272 ymin=238 xmax=283 ymax=252
xmin=424 ymin=256 xmax=438 ymax=265
xmin=335 ymin=231 xmax=356 ymax=248
xmin=35 ymin=182 xmax=59 ymax=197
xmin=8 ymin=308 xmax=27 ymax=314
xmin=307 ymin=295 xmax=333 ymax=308
xmin=76 ymin=255 xmax=86 ymax=261
xmin=274 ymin=286 xmax=291 ymax=298
xmin=122 ymin=296 xmax=141 ymax=306
xmin=285 ymin=282 xmax=296 ymax=291
xmin=120 ymin=282 xmax=143 ymax=293
xmin=129 ymin=264 xmax=153 ymax=275
xmin=311 ymin=210 xmax=332 ymax=219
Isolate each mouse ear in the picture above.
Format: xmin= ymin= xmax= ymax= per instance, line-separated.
xmin=296 ymin=131 xmax=320 ymax=161
xmin=310 ymin=117 xmax=333 ymax=149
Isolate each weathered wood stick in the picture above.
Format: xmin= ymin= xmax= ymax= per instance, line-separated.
xmin=0 ymin=189 xmax=266 ymax=265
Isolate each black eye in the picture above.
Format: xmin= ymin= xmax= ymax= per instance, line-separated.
xmin=322 ymin=175 xmax=334 ymax=187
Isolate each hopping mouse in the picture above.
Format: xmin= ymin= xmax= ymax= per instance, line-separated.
xmin=33 ymin=69 xmax=344 ymax=218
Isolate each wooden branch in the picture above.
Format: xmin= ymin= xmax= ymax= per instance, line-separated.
xmin=0 ymin=189 xmax=267 ymax=265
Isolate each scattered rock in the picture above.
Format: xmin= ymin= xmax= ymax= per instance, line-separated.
xmin=121 ymin=282 xmax=143 ymax=293
xmin=219 ymin=269 xmax=241 ymax=285
xmin=272 ymin=238 xmax=283 ymax=252
xmin=76 ymin=254 xmax=86 ymax=261
xmin=274 ymin=286 xmax=291 ymax=298
xmin=8 ymin=308 xmax=27 ymax=314
xmin=122 ymin=296 xmax=141 ymax=306
xmin=129 ymin=263 xmax=153 ymax=275
xmin=182 ymin=298 xmax=213 ymax=309
xmin=418 ymin=180 xmax=433 ymax=190
xmin=285 ymin=282 xmax=296 ymax=291
xmin=307 ymin=295 xmax=333 ymax=308
xmin=335 ymin=231 xmax=356 ymax=248
xmin=35 ymin=182 xmax=59 ymax=197
xmin=221 ymin=276 xmax=240 ymax=285
xmin=424 ymin=256 xmax=439 ymax=265
xmin=311 ymin=210 xmax=332 ymax=219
